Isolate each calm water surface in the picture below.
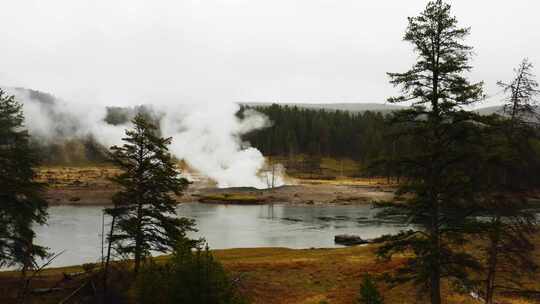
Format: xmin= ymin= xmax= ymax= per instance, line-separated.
xmin=33 ymin=203 xmax=407 ymax=267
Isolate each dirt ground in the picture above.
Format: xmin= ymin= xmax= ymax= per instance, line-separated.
xmin=196 ymin=179 xmax=396 ymax=205
xmin=37 ymin=166 xmax=396 ymax=206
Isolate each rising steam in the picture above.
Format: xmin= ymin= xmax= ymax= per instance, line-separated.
xmin=9 ymin=88 xmax=283 ymax=189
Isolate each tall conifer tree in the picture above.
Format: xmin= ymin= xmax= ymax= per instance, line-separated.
xmin=476 ymin=59 xmax=539 ymax=304
xmin=375 ymin=1 xmax=484 ymax=303
xmin=0 ymin=89 xmax=48 ymax=300
xmin=106 ymin=113 xmax=195 ymax=274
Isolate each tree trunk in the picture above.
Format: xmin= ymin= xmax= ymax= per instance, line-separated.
xmin=103 ymin=213 xmax=116 ymax=301
xmin=17 ymin=265 xmax=29 ymax=304
xmin=430 ymin=268 xmax=441 ymax=304
xmin=17 ymin=239 xmax=33 ymax=304
xmin=429 ymin=227 xmax=442 ymax=304
xmin=430 ymin=187 xmax=441 ymax=304
xmin=134 ymin=202 xmax=144 ymax=275
xmin=271 ymin=162 xmax=275 ymax=188
xmin=485 ymin=221 xmax=501 ymax=304
xmin=134 ymin=249 xmax=141 ymax=274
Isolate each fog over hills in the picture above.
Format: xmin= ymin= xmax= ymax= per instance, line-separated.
xmin=241 ymin=102 xmax=406 ymax=113
xmin=9 ymin=88 xmax=407 ymax=114
xmin=11 ymin=87 xmax=506 ymax=118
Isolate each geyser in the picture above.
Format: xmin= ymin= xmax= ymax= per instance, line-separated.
xmin=10 ymin=88 xmax=283 ymax=189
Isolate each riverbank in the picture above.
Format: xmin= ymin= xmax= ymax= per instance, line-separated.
xmin=37 ymin=166 xmax=397 ymax=206
xmin=0 ymin=246 xmax=461 ymax=304
xmin=2 ymin=244 xmax=538 ymax=304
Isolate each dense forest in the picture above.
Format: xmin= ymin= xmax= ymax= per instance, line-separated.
xmin=242 ymin=105 xmax=382 ymax=159
xmin=241 ymin=104 xmax=410 ymax=164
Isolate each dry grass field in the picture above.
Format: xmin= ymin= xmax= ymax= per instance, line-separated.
xmin=1 ymin=243 xmax=539 ymax=304
xmin=35 ymin=166 xmax=121 ymax=190
xmin=35 ymin=166 xmax=121 ymax=205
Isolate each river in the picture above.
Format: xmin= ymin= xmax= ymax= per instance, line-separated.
xmin=32 ymin=203 xmax=408 ymax=267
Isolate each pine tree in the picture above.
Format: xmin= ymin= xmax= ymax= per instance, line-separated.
xmin=476 ymin=197 xmax=537 ymax=304
xmin=476 ymin=59 xmax=540 ymax=304
xmin=375 ymin=1 xmax=484 ymax=303
xmin=0 ymin=89 xmax=48 ymax=301
xmin=358 ymin=274 xmax=384 ymax=304
xmin=106 ymin=113 xmax=195 ymax=274
xmin=498 ymin=58 xmax=539 ymax=123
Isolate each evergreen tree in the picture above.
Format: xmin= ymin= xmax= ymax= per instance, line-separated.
xmin=0 ymin=89 xmax=48 ymax=301
xmin=0 ymin=89 xmax=48 ymax=266
xmin=498 ymin=58 xmax=539 ymax=123
xmin=476 ymin=59 xmax=540 ymax=304
xmin=358 ymin=274 xmax=384 ymax=304
xmin=375 ymin=1 xmax=484 ymax=303
xmin=241 ymin=104 xmax=400 ymax=164
xmin=475 ymin=197 xmax=537 ymax=304
xmin=106 ymin=113 xmax=195 ymax=274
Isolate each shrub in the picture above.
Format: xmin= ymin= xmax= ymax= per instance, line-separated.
xmin=137 ymin=241 xmax=246 ymax=304
xmin=358 ymin=274 xmax=383 ymax=304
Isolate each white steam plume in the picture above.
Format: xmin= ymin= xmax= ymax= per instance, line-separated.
xmin=9 ymin=88 xmax=283 ymax=189
xmin=160 ymin=102 xmax=283 ymax=188
xmin=10 ymin=88 xmax=126 ymax=148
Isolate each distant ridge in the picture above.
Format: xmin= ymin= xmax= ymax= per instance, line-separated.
xmin=243 ymin=102 xmax=514 ymax=116
xmin=473 ymin=105 xmax=503 ymax=116
xmin=241 ymin=102 xmax=406 ymax=113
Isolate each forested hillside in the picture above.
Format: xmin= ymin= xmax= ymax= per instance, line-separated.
xmin=241 ymin=104 xmax=410 ymax=164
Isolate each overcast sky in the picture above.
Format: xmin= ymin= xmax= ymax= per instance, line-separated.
xmin=0 ymin=0 xmax=538 ymax=107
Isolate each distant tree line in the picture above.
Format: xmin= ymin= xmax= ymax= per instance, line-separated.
xmin=241 ymin=104 xmax=410 ymax=164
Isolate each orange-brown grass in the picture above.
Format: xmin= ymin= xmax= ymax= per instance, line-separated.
xmin=272 ymin=156 xmax=363 ymax=179
xmin=3 ymin=244 xmax=540 ymax=304
xmin=210 ymin=246 xmax=484 ymax=304
xmin=36 ymin=165 xmax=120 ymax=190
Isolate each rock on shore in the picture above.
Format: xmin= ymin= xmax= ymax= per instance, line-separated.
xmin=334 ymin=234 xmax=369 ymax=246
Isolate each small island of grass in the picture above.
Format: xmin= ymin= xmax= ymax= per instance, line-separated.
xmin=198 ymin=193 xmax=267 ymax=204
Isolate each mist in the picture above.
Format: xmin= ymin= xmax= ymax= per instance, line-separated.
xmin=10 ymin=88 xmax=126 ymax=148
xmin=10 ymin=88 xmax=282 ymax=189
xmin=161 ymin=103 xmax=280 ymax=188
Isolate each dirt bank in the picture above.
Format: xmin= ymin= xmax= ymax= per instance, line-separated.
xmin=37 ymin=166 xmax=396 ymax=205
xmin=193 ymin=180 xmax=395 ymax=205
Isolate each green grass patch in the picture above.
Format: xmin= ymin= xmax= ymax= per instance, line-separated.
xmin=198 ymin=193 xmax=266 ymax=204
